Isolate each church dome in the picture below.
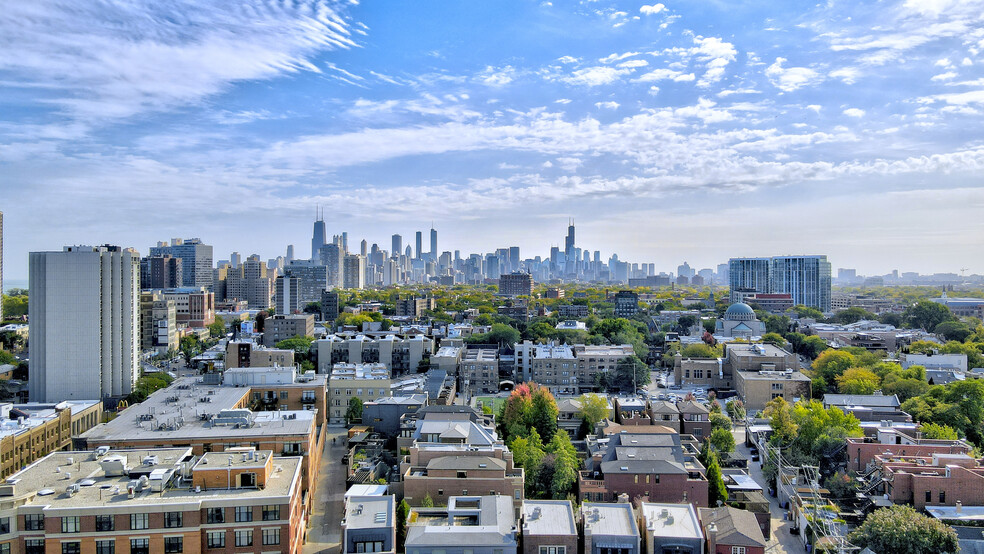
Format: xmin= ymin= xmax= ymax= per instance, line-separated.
xmin=724 ymin=302 xmax=756 ymax=321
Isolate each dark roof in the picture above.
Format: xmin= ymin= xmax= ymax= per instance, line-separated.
xmin=699 ymin=507 xmax=767 ymax=548
xmin=677 ymin=400 xmax=710 ymax=414
xmin=601 ymin=459 xmax=688 ymax=475
xmin=651 ymin=400 xmax=680 ymax=414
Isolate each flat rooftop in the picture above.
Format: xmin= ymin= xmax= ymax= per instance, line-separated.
xmin=6 ymin=448 xmax=301 ymax=509
xmin=641 ymin=503 xmax=704 ymax=540
xmin=523 ymin=500 xmax=576 ymax=536
xmin=0 ymin=401 xmax=102 ymax=440
xmin=80 ymin=377 xmax=315 ymax=443
xmin=463 ymin=349 xmax=497 ymax=361
xmin=345 ymin=495 xmax=394 ymax=530
xmin=582 ymin=502 xmax=638 ymax=537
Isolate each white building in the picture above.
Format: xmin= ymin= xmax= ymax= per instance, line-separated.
xmin=29 ymin=245 xmax=140 ymax=401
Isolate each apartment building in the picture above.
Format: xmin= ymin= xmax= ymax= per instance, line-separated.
xmin=263 ymin=314 xmax=315 ymax=347
xmin=342 ymin=495 xmax=396 ymax=554
xmin=225 ymin=340 xmax=295 ymax=369
xmin=139 ymin=291 xmax=178 ymax=354
xmin=317 ymin=333 xmax=434 ymax=375
xmin=521 ymin=500 xmax=577 ymax=554
xmin=574 ymin=344 xmax=637 ymax=394
xmin=161 ymin=287 xmax=215 ymax=328
xmin=0 ymin=401 xmax=102 ymax=479
xmin=329 ymin=364 xmax=391 ymax=424
xmin=406 ymin=496 xmax=518 ymax=554
xmin=581 ymin=503 xmax=641 ymax=554
xmin=0 ymin=448 xmax=304 ymax=554
xmin=77 ymin=376 xmax=325 ymax=510
xmin=640 ymin=503 xmax=704 ymax=554
xmin=461 ymin=348 xmax=499 ymax=395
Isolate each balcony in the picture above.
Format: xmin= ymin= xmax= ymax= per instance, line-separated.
xmin=300 ymin=396 xmax=317 ymax=404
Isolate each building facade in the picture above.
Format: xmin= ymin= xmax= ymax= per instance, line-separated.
xmin=149 ymin=238 xmax=213 ymax=290
xmin=29 ymin=245 xmax=140 ymax=402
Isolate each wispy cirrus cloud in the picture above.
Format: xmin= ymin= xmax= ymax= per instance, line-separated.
xmin=0 ymin=0 xmax=358 ymax=122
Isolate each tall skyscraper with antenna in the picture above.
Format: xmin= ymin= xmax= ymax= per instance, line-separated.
xmin=430 ymin=225 xmax=438 ymax=260
xmin=311 ymin=207 xmax=326 ymax=261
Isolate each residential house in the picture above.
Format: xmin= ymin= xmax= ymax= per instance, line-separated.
xmin=581 ymin=502 xmax=641 ymax=554
xmin=698 ymin=507 xmax=767 ymax=554
xmin=521 ymin=500 xmax=578 ymax=554
xmin=405 ymin=496 xmax=518 ymax=554
xmin=342 ymin=495 xmax=396 ymax=554
xmin=640 ymin=503 xmax=705 ymax=554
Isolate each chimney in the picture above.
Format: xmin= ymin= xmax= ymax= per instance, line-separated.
xmin=957 ymin=501 xmax=963 ymax=514
xmin=707 ymin=521 xmax=718 ymax=554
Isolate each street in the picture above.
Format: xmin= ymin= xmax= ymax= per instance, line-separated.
xmin=732 ymin=426 xmax=804 ymax=554
xmin=303 ymin=426 xmax=349 ymax=554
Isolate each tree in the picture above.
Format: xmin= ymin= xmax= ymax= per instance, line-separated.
xmin=501 ymin=383 xmax=559 ymax=442
xmin=934 ymin=320 xmax=972 ymax=342
xmin=396 ymin=499 xmax=410 ymax=549
xmin=920 ymin=422 xmax=959 ymax=440
xmin=760 ymin=333 xmax=787 ymax=347
xmin=765 ymin=397 xmax=798 ymax=445
xmin=255 ymin=311 xmax=268 ymax=332
xmin=848 ymin=505 xmax=958 ymax=554
xmin=836 ymin=367 xmax=880 ymax=395
xmin=485 ymin=323 xmax=521 ymax=347
xmin=725 ymin=399 xmax=746 ymax=421
xmin=275 ymin=335 xmax=316 ymax=354
xmin=800 ymin=336 xmax=829 ymax=359
xmin=601 ymin=356 xmax=650 ymax=393
xmin=791 ymin=305 xmax=824 ymax=319
xmin=680 ymin=343 xmax=719 ymax=359
xmin=345 ymin=397 xmax=364 ymax=424
xmin=830 ymin=307 xmax=878 ymax=324
xmin=709 ymin=411 xmax=732 ymax=432
xmin=709 ymin=427 xmax=736 ymax=453
xmin=903 ymin=300 xmax=955 ymax=331
xmin=704 ymin=448 xmax=729 ymax=507
xmin=548 ymin=431 xmax=578 ymax=498
xmin=207 ymin=315 xmax=226 ymax=338
xmin=578 ymin=393 xmax=609 ymax=429
xmin=421 ymin=493 xmax=434 ymax=507
xmin=824 ymin=471 xmax=858 ymax=499
xmin=1 ymin=293 xmax=28 ymax=318
xmin=812 ymin=349 xmax=856 ymax=387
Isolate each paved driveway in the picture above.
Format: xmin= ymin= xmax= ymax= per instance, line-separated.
xmin=304 ymin=426 xmax=349 ymax=554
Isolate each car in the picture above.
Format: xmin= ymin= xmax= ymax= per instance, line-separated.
xmin=656 ymin=382 xmax=666 ymax=388
xmin=751 ymin=453 xmax=760 ymax=462
xmin=658 ymin=394 xmax=668 ymax=400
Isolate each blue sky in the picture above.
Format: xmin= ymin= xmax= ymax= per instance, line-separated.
xmin=2 ymin=0 xmax=984 ymax=281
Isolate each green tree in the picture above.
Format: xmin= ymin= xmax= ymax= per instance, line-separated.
xmin=725 ymin=399 xmax=746 ymax=421
xmin=800 ymin=336 xmax=829 ymax=359
xmin=548 ymin=431 xmax=578 ymax=498
xmin=421 ymin=492 xmax=434 ymax=507
xmin=823 ymin=471 xmax=858 ymax=499
xmin=709 ymin=427 xmax=736 ymax=453
xmin=501 ymin=382 xmax=559 ymax=442
xmin=848 ymin=505 xmax=958 ymax=554
xmin=920 ymin=422 xmax=959 ymax=440
xmin=397 ymin=499 xmax=410 ymax=549
xmin=680 ymin=343 xmax=720 ymax=359
xmin=760 ymin=333 xmax=787 ymax=347
xmin=275 ymin=335 xmax=316 ymax=354
xmin=704 ymin=448 xmax=729 ymax=507
xmin=1 ymin=293 xmax=28 ymax=317
xmin=578 ymin=393 xmax=609 ymax=429
xmin=765 ymin=397 xmax=798 ymax=445
xmin=934 ymin=321 xmax=972 ymax=342
xmin=345 ymin=397 xmax=364 ymax=424
xmin=709 ymin=411 xmax=732 ymax=432
xmin=208 ymin=315 xmax=226 ymax=338
xmin=486 ymin=323 xmax=521 ymax=347
xmin=830 ymin=307 xmax=878 ymax=324
xmin=791 ymin=305 xmax=824 ymax=319
xmin=903 ymin=300 xmax=955 ymax=331
xmin=812 ymin=349 xmax=856 ymax=389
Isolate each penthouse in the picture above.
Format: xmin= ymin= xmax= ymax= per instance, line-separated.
xmin=0 ymin=447 xmax=305 ymax=554
xmin=77 ymin=376 xmax=324 ymax=508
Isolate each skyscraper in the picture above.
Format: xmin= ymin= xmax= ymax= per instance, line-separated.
xmin=770 ymin=255 xmax=832 ymax=312
xmin=430 ymin=226 xmax=438 ymax=259
xmin=565 ymin=219 xmax=575 ymax=259
xmin=149 ymin=238 xmax=213 ymax=290
xmin=311 ymin=208 xmax=326 ymax=261
xmin=392 ymin=234 xmax=403 ymax=259
xmin=729 ymin=256 xmax=831 ymax=312
xmin=729 ymin=258 xmax=771 ymax=302
xmin=230 ymin=251 xmax=241 ymax=268
xmin=29 ymin=245 xmax=140 ymax=401
xmin=286 ymin=244 xmax=294 ymax=262
xmin=415 ymin=231 xmax=423 ymax=260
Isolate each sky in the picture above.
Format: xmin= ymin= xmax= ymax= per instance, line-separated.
xmin=2 ymin=0 xmax=984 ymax=282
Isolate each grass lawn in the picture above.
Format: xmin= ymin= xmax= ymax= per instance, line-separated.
xmin=474 ymin=395 xmax=506 ymax=413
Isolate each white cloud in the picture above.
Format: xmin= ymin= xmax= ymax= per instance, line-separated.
xmin=618 ymin=59 xmax=649 ymax=69
xmin=635 ymin=68 xmax=685 ymax=82
xmin=807 ymin=105 xmax=822 ymax=113
xmin=717 ymin=88 xmax=761 ymax=97
xmin=478 ymin=65 xmax=517 ymax=86
xmin=557 ymin=56 xmax=580 ymax=64
xmin=843 ymin=108 xmax=866 ymax=118
xmin=0 ymin=1 xmax=358 ymax=122
xmin=555 ymin=98 xmax=573 ymax=104
xmin=595 ymin=101 xmax=620 ymax=109
xmin=562 ymin=66 xmax=632 ymax=86
xmin=931 ymin=71 xmax=958 ymax=81
xmin=765 ymin=58 xmax=823 ymax=92
xmin=600 ymin=52 xmax=641 ymax=64
xmin=640 ymin=4 xmax=666 ymax=15
xmin=829 ymin=67 xmax=860 ymax=84
xmin=556 ymin=157 xmax=582 ymax=171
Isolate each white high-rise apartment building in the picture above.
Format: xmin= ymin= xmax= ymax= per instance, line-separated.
xmin=29 ymin=245 xmax=140 ymax=401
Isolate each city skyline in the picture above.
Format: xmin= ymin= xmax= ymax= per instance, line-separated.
xmin=3 ymin=1 xmax=984 ymax=280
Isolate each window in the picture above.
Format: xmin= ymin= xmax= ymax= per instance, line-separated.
xmin=235 ymin=530 xmax=253 ymax=547
xmin=280 ymin=391 xmax=289 ymax=399
xmin=926 ymin=490 xmax=932 ymax=503
xmin=0 ymin=517 xmax=8 ymax=534
xmin=235 ymin=506 xmax=253 ymax=522
xmin=25 ymin=540 xmax=44 ymax=554
xmin=732 ymin=548 xmax=746 ymax=554
xmin=515 ymin=489 xmax=521 ymax=500
xmin=207 ymin=531 xmax=225 ymax=548
xmin=0 ymin=543 xmax=9 ymax=554
xmin=263 ymin=505 xmax=281 ymax=521
xmin=95 ymin=541 xmax=114 ymax=554
xmin=61 ymin=542 xmax=81 ymax=554
xmin=164 ymin=512 xmax=183 ymax=528
xmin=24 ymin=514 xmax=44 ymax=531
xmin=130 ymin=513 xmax=149 ymax=530
xmin=540 ymin=548 xmax=567 ymax=554
xmin=61 ymin=516 xmax=80 ymax=533
xmin=940 ymin=491 xmax=946 ymax=503
xmin=164 ymin=537 xmax=183 ymax=553
xmin=355 ymin=541 xmax=384 ymax=552
xmin=206 ymin=507 xmax=224 ymax=523
xmin=130 ymin=539 xmax=149 ymax=554
xmin=694 ymin=427 xmax=703 ymax=436
xmin=95 ymin=515 xmax=114 ymax=531
xmin=262 ymin=528 xmax=281 ymax=545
